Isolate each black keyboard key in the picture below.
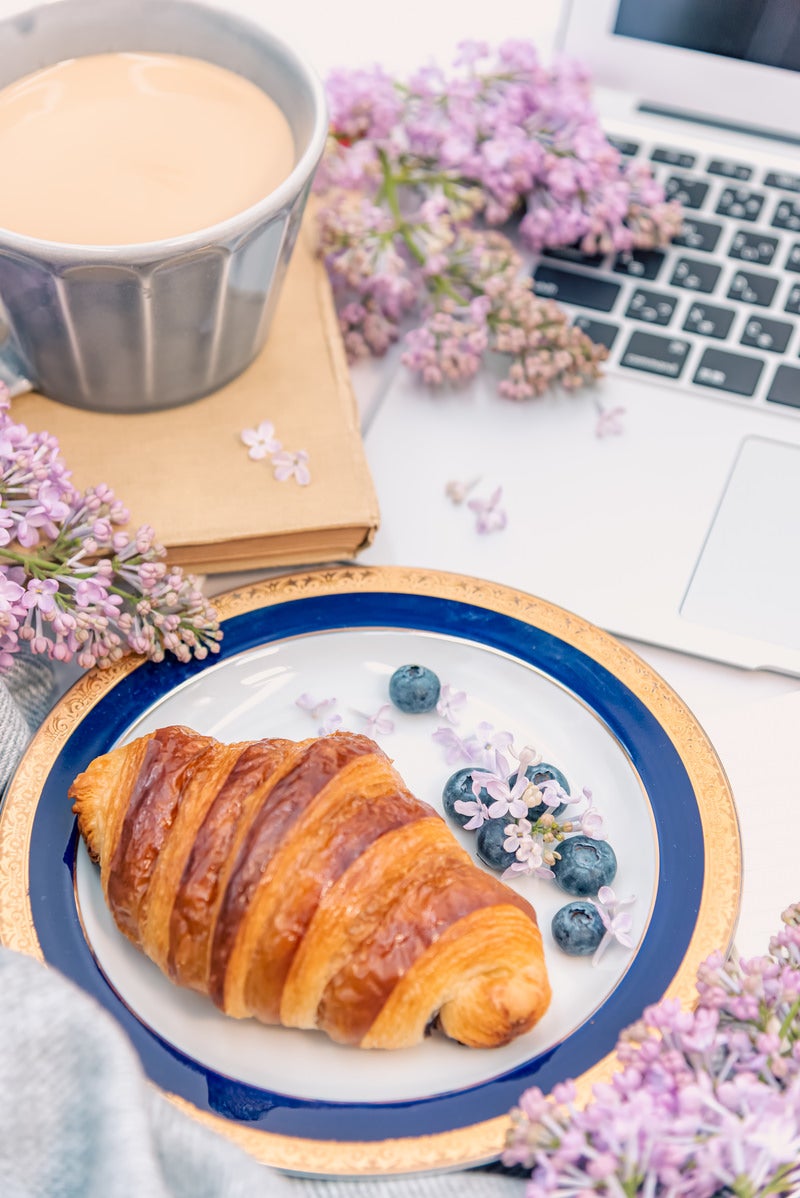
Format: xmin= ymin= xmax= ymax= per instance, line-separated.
xmin=531 ymin=265 xmax=620 ymax=311
xmin=693 ymin=348 xmax=764 ymax=397
xmin=727 ymin=269 xmax=779 ymax=307
xmin=786 ymin=245 xmax=800 ymax=273
xmin=625 ymin=288 xmax=677 ymax=325
xmin=708 ymin=158 xmax=752 ymax=181
xmin=766 ymin=364 xmax=800 ymax=407
xmin=716 ymin=187 xmax=765 ymax=222
xmin=728 ymin=230 xmax=778 ymax=266
xmin=772 ymin=198 xmax=800 ymax=231
xmin=608 ymin=135 xmax=639 ymax=157
xmin=620 ymin=330 xmax=690 ymax=379
xmin=651 ymin=147 xmax=696 ymax=169
xmin=664 ymin=175 xmax=709 ymax=209
xmin=542 ymin=245 xmax=606 ymax=268
xmin=683 ymin=302 xmax=736 ymax=340
xmin=573 ymin=315 xmax=620 ymax=350
xmin=786 ymin=284 xmax=800 ymax=315
xmin=764 ymin=171 xmax=800 ymax=193
xmin=670 ymin=257 xmax=721 ymax=293
xmin=740 ymin=315 xmax=793 ymax=354
xmin=673 ymin=218 xmax=723 ymax=253
xmin=612 ymin=250 xmax=665 ymax=280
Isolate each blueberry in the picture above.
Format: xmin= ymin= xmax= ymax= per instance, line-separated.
xmin=508 ymin=761 xmax=569 ymax=820
xmin=551 ymin=901 xmax=605 ymax=956
xmin=388 ymin=664 xmax=441 ymax=713
xmin=442 ymin=767 xmax=488 ymax=827
xmin=552 ymin=835 xmax=617 ymax=896
xmin=476 ymin=818 xmax=517 ymax=872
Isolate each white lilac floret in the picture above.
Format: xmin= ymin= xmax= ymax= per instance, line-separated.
xmin=316 ymin=42 xmax=682 ymax=399
xmin=504 ymin=903 xmax=800 ymax=1195
xmin=0 ymin=391 xmax=220 ymax=672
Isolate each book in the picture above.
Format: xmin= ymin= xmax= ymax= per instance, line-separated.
xmin=12 ymin=224 xmax=380 ymax=574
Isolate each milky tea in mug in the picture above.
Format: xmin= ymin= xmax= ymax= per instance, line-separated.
xmin=0 ymin=0 xmax=327 ymax=413
xmin=0 ymin=52 xmax=296 ymax=245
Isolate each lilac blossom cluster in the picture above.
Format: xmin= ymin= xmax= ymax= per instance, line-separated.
xmin=316 ymin=41 xmax=682 ymax=398
xmin=0 ymin=393 xmax=221 ymax=672
xmin=504 ymin=903 xmax=800 ymax=1196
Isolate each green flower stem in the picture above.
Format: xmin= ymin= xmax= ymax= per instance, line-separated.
xmin=779 ymin=994 xmax=800 ymax=1042
xmin=377 ymin=148 xmax=426 ymax=267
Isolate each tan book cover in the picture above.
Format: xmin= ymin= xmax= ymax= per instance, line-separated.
xmin=11 ymin=225 xmax=380 ymax=574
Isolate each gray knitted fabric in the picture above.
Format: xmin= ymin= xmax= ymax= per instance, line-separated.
xmin=0 ymin=949 xmax=519 ymax=1198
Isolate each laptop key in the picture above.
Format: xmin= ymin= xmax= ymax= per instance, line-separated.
xmin=728 ymin=229 xmax=778 ymax=266
xmin=785 ymin=245 xmax=800 ymax=273
xmin=708 ymin=159 xmax=752 ymax=182
xmin=764 ymin=171 xmax=800 ymax=194
xmin=531 ymin=265 xmax=620 ymax=311
xmin=716 ymin=187 xmax=765 ymax=222
xmin=766 ymin=364 xmax=800 ymax=407
xmin=573 ymin=315 xmax=620 ymax=350
xmin=620 ymin=330 xmax=690 ymax=379
xmin=612 ymin=249 xmax=665 ymax=280
xmin=607 ymin=135 xmax=639 ymax=157
xmin=772 ymin=198 xmax=800 ymax=231
xmin=683 ymin=302 xmax=735 ymax=340
xmin=673 ymin=218 xmax=723 ymax=253
xmin=670 ymin=257 xmax=721 ymax=293
xmin=727 ymin=269 xmax=779 ymax=307
xmin=541 ymin=245 xmax=606 ymax=268
xmin=786 ymin=284 xmax=800 ymax=315
xmin=625 ymin=288 xmax=676 ymax=325
xmin=693 ymin=348 xmax=764 ymax=397
xmin=664 ymin=175 xmax=709 ymax=209
xmin=740 ymin=316 xmax=794 ymax=354
xmin=651 ymin=147 xmax=695 ymax=169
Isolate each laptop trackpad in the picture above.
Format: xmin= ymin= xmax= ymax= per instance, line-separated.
xmin=681 ymin=436 xmax=800 ymax=650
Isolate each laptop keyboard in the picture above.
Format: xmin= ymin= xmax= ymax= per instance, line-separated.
xmin=530 ymin=134 xmax=800 ymax=411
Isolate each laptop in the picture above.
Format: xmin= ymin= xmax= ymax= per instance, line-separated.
xmin=360 ymin=0 xmax=800 ymax=676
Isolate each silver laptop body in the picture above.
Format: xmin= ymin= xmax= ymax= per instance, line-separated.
xmin=363 ymin=0 xmax=800 ymax=675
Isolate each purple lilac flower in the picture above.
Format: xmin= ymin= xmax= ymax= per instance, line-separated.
xmin=503 ymin=902 xmax=800 ymax=1193
xmin=362 ymin=703 xmax=394 ymax=737
xmin=240 ymin=420 xmax=282 ymax=460
xmin=431 ymin=725 xmax=474 ymax=765
xmin=316 ymin=42 xmax=680 ymax=400
xmin=436 ymin=683 xmax=467 ymax=724
xmin=0 ymin=390 xmax=220 ymax=672
xmin=272 ymin=449 xmax=311 ymax=486
xmin=468 ymin=486 xmax=507 ymax=534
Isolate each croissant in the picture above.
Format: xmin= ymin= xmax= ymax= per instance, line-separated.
xmin=69 ymin=726 xmax=551 ymax=1049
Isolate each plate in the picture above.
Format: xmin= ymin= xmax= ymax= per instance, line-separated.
xmin=0 ymin=566 xmax=741 ymax=1177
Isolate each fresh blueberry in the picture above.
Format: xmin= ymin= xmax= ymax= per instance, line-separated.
xmin=508 ymin=761 xmax=570 ymax=820
xmin=442 ymin=767 xmax=488 ymax=827
xmin=551 ymin=900 xmax=605 ymax=956
xmin=552 ymin=835 xmax=617 ymax=896
xmin=388 ymin=664 xmax=441 ymax=713
xmin=476 ymin=818 xmax=517 ymax=872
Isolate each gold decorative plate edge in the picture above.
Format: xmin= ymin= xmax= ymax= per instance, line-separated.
xmin=0 ymin=565 xmax=742 ymax=1176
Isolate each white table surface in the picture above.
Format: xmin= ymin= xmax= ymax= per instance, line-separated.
xmin=3 ymin=0 xmax=796 ymax=957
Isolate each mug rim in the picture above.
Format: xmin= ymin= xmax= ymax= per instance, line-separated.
xmin=0 ymin=0 xmax=329 ymax=261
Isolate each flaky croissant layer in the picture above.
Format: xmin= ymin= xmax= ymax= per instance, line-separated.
xmin=70 ymin=726 xmax=551 ymax=1049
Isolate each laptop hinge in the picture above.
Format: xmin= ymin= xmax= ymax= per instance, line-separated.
xmin=637 ymin=101 xmax=800 ymax=148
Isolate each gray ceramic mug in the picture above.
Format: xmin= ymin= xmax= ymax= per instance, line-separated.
xmin=0 ymin=0 xmax=327 ymax=412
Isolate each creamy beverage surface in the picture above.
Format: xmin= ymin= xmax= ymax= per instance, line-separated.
xmin=0 ymin=52 xmax=296 ymax=244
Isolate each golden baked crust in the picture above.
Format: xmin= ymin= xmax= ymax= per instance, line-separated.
xmin=69 ymin=726 xmax=551 ymax=1049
